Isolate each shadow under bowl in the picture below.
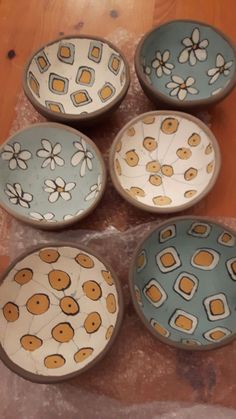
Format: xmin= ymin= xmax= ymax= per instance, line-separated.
xmin=0 ymin=123 xmax=106 ymax=229
xmin=23 ymin=35 xmax=130 ymax=126
xmin=0 ymin=243 xmax=123 ymax=383
xmin=109 ymin=110 xmax=221 ymax=213
xmin=135 ymin=20 xmax=236 ymax=109
xmin=129 ymin=216 xmax=236 ymax=350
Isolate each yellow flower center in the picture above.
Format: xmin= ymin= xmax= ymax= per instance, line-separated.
xmin=180 ymin=83 xmax=186 ymax=89
xmin=57 ymin=187 xmax=64 ymax=193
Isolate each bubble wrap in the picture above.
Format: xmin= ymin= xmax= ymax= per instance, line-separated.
xmin=0 ymin=28 xmax=236 ymax=419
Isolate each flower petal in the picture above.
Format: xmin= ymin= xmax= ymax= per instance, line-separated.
xmin=195 ymin=48 xmax=207 ymax=62
xmin=192 ymin=27 xmax=200 ymax=44
xmin=87 ymin=158 xmax=93 ymax=170
xmin=152 ymin=59 xmax=159 ymax=69
xmin=64 ymin=214 xmax=73 ymax=220
xmin=60 ymin=191 xmax=71 ymax=201
xmin=170 ymin=87 xmax=180 ymax=97
xmin=224 ymin=69 xmax=230 ymax=76
xmin=44 ymin=213 xmax=54 ymax=220
xmin=182 ymin=37 xmax=192 ymax=47
xmin=187 ymin=87 xmax=198 ymax=95
xmin=17 ymin=159 xmax=27 ymax=170
xmin=49 ymin=191 xmax=59 ymax=203
xmin=189 ymin=50 xmax=197 ymax=66
xmin=185 ymin=77 xmax=195 ymax=87
xmin=166 ymin=81 xmax=178 ymax=88
xmin=71 ymin=151 xmax=84 ymax=166
xmin=163 ymin=66 xmax=171 ymax=75
xmin=5 ymin=189 xmax=15 ymax=197
xmin=80 ymin=159 xmax=86 ymax=177
xmin=87 ymin=151 xmax=94 ymax=159
xmin=178 ymin=48 xmax=189 ymax=63
xmin=44 ymin=187 xmax=55 ymax=193
xmin=156 ymin=51 xmax=162 ymax=60
xmin=19 ymin=198 xmax=29 ymax=208
xmin=22 ymin=192 xmax=33 ymax=202
xmin=14 ymin=183 xmax=23 ymax=197
xmin=145 ymin=66 xmax=151 ymax=75
xmin=10 ymin=197 xmax=18 ymax=204
xmin=85 ymin=190 xmax=96 ymax=201
xmin=207 ymin=67 xmax=218 ymax=76
xmin=50 ymin=159 xmax=55 ymax=170
xmin=54 ymin=156 xmax=64 ymax=166
xmin=178 ymin=88 xmax=187 ymax=101
xmin=45 ymin=179 xmax=55 ymax=189
xmin=224 ymin=61 xmax=233 ymax=69
xmin=172 ymin=75 xmax=184 ymax=84
xmin=9 ymin=158 xmax=17 ymax=170
xmin=30 ymin=212 xmax=43 ymax=220
xmin=41 ymin=139 xmax=52 ymax=152
xmin=74 ymin=141 xmax=84 ymax=151
xmin=18 ymin=150 xmax=31 ymax=160
xmin=13 ymin=142 xmax=21 ymax=153
xmin=1 ymin=151 xmax=13 ymax=160
xmin=209 ymin=72 xmax=220 ymax=84
xmin=165 ymin=62 xmax=174 ymax=69
xmin=216 ymin=54 xmax=225 ymax=67
xmin=42 ymin=157 xmax=51 ymax=168
xmin=55 ymin=177 xmax=65 ymax=188
xmin=81 ymin=138 xmax=87 ymax=152
xmin=162 ymin=50 xmax=170 ymax=62
xmin=4 ymin=144 xmax=14 ymax=152
xmin=65 ymin=182 xmax=75 ymax=191
xmin=156 ymin=66 xmax=163 ymax=77
xmin=6 ymin=183 xmax=16 ymax=195
xmin=37 ymin=149 xmax=50 ymax=158
xmin=199 ymin=39 xmax=209 ymax=48
xmin=52 ymin=143 xmax=61 ymax=155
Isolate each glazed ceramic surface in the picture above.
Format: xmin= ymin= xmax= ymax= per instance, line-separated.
xmin=109 ymin=111 xmax=220 ymax=213
xmin=130 ymin=218 xmax=236 ymax=350
xmin=136 ymin=20 xmax=236 ymax=106
xmin=24 ymin=36 xmax=129 ymax=122
xmin=0 ymin=245 xmax=122 ymax=382
xmin=0 ymin=123 xmax=106 ymax=228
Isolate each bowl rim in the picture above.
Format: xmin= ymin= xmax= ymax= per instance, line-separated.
xmin=0 ymin=122 xmax=107 ymax=229
xmin=134 ymin=19 xmax=236 ymax=108
xmin=109 ymin=110 xmax=221 ymax=213
xmin=23 ymin=34 xmax=130 ymax=122
xmin=0 ymin=242 xmax=124 ymax=383
xmin=129 ymin=215 xmax=236 ymax=351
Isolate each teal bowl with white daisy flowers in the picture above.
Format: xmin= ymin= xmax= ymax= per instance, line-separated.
xmin=135 ymin=20 xmax=236 ymax=109
xmin=0 ymin=123 xmax=106 ymax=229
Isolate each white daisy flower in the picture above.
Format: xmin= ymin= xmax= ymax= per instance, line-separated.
xmin=71 ymin=139 xmax=94 ymax=177
xmin=1 ymin=142 xmax=31 ymax=170
xmin=63 ymin=209 xmax=84 ymax=220
xmin=85 ymin=175 xmax=102 ymax=201
xmin=166 ymin=75 xmax=198 ymax=101
xmin=151 ymin=50 xmax=174 ymax=77
xmin=178 ymin=27 xmax=209 ymax=66
xmin=207 ymin=54 xmax=233 ymax=85
xmin=36 ymin=139 xmax=64 ymax=170
xmin=44 ymin=177 xmax=75 ymax=203
xmin=5 ymin=183 xmax=33 ymax=208
xmin=29 ymin=212 xmax=55 ymax=222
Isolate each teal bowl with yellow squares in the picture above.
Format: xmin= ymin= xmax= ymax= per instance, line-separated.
xmin=129 ymin=217 xmax=236 ymax=350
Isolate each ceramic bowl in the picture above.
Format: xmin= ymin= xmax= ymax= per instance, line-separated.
xmin=0 ymin=243 xmax=123 ymax=383
xmin=129 ymin=217 xmax=236 ymax=350
xmin=0 ymin=123 xmax=106 ymax=229
xmin=23 ymin=35 xmax=130 ymax=126
xmin=135 ymin=20 xmax=236 ymax=109
xmin=109 ymin=111 xmax=220 ymax=213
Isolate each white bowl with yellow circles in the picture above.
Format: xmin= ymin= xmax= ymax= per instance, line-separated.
xmin=109 ymin=111 xmax=221 ymax=213
xmin=23 ymin=35 xmax=130 ymax=125
xmin=0 ymin=245 xmax=123 ymax=383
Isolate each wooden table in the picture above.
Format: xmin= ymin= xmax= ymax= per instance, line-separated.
xmin=0 ymin=0 xmax=236 ymax=415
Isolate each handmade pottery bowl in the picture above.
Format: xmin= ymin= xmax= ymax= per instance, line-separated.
xmin=135 ymin=20 xmax=236 ymax=109
xmin=0 ymin=123 xmax=106 ymax=229
xmin=129 ymin=217 xmax=236 ymax=350
xmin=109 ymin=111 xmax=220 ymax=213
xmin=0 ymin=244 xmax=123 ymax=383
xmin=23 ymin=35 xmax=130 ymax=126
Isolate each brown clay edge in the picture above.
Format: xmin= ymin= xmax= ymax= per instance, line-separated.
xmin=129 ymin=215 xmax=236 ymax=351
xmin=134 ymin=19 xmax=236 ymax=109
xmin=109 ymin=110 xmax=221 ymax=214
xmin=0 ymin=122 xmax=107 ymax=230
xmin=23 ymin=34 xmax=130 ymax=125
xmin=0 ymin=242 xmax=124 ymax=383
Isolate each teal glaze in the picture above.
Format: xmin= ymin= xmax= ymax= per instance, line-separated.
xmin=131 ymin=218 xmax=236 ymax=348
xmin=141 ymin=21 xmax=235 ymax=101
xmin=0 ymin=124 xmax=104 ymax=224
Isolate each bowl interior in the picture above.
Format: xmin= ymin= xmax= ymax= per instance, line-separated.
xmin=131 ymin=218 xmax=236 ymax=349
xmin=112 ymin=112 xmax=218 ymax=211
xmin=0 ymin=124 xmax=104 ymax=225
xmin=139 ymin=21 xmax=235 ymax=102
xmin=0 ymin=246 xmax=120 ymax=379
xmin=26 ymin=37 xmax=127 ymax=116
